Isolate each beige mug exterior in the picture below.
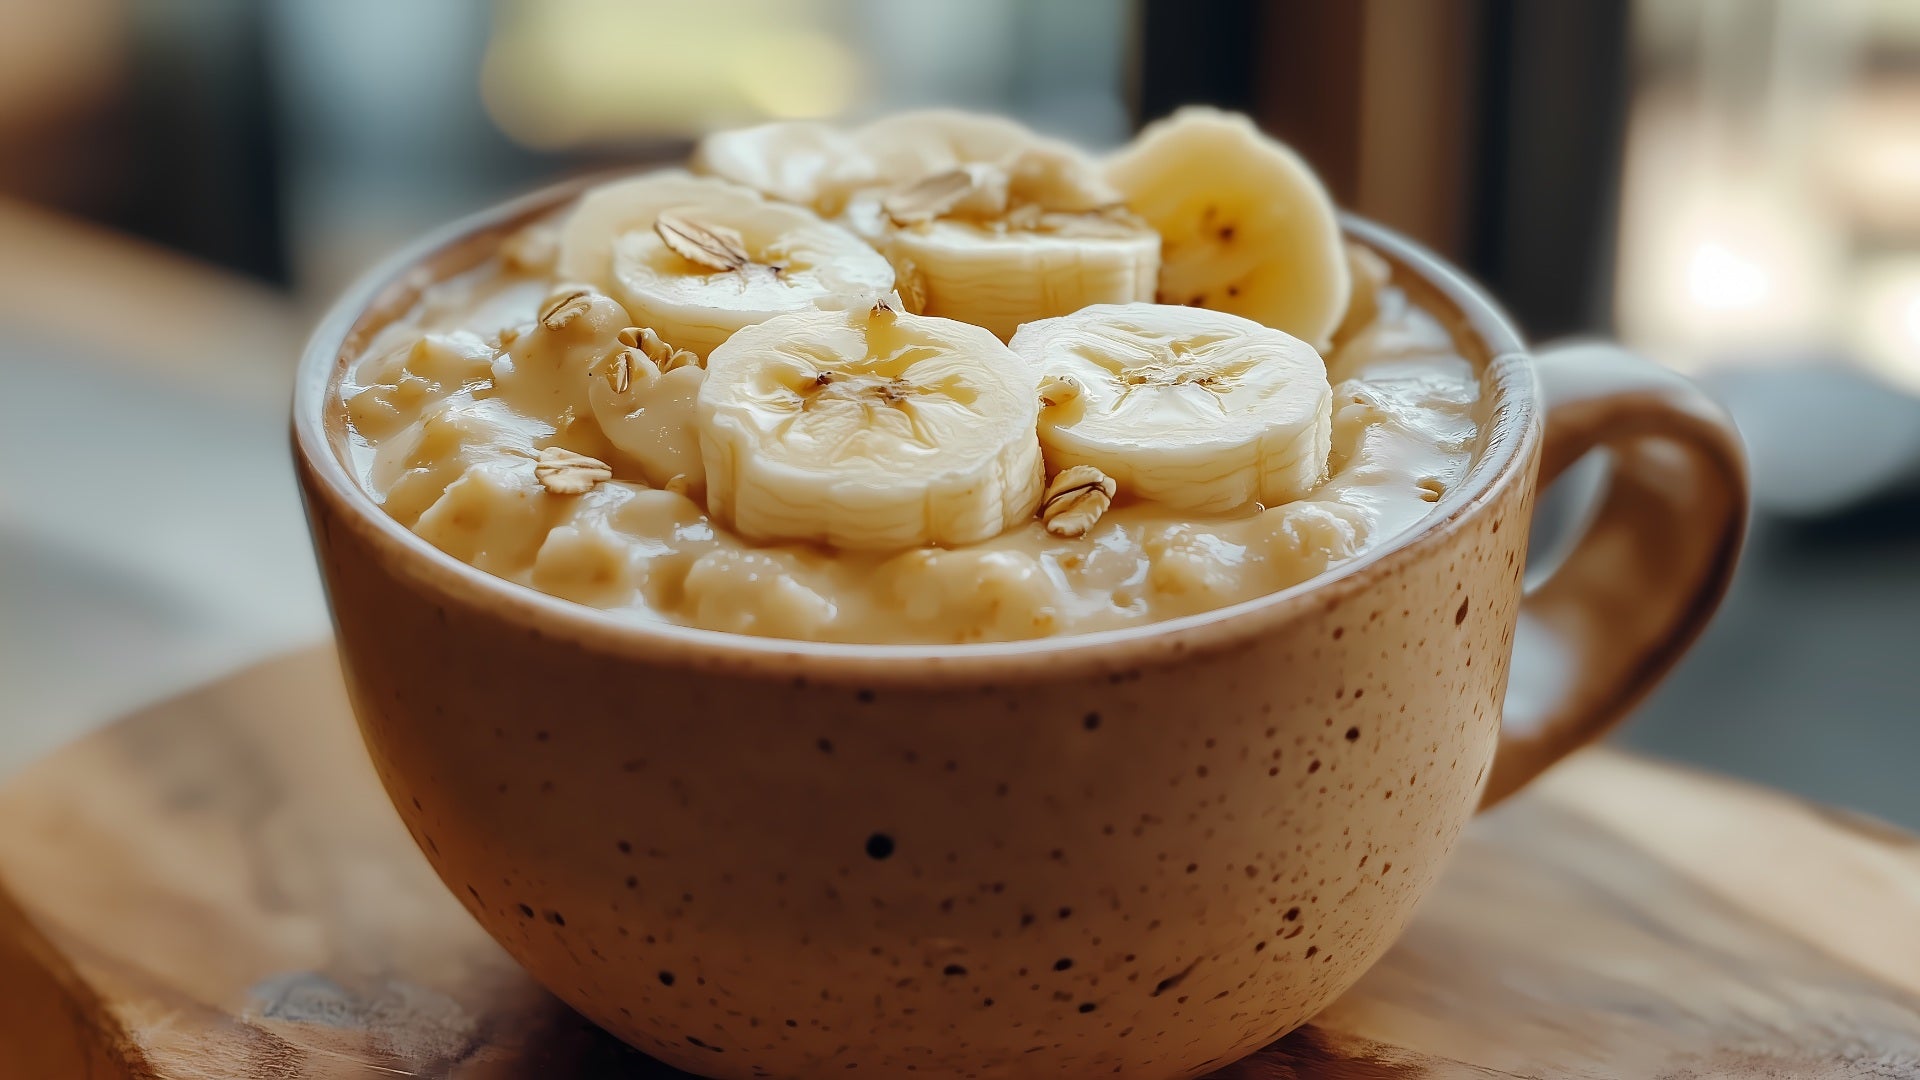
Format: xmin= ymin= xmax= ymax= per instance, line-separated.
xmin=293 ymin=180 xmax=1747 ymax=1080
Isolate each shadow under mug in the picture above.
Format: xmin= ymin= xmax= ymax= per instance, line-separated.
xmin=292 ymin=179 xmax=1748 ymax=1080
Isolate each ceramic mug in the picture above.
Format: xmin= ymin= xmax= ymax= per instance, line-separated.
xmin=292 ymin=179 xmax=1747 ymax=1080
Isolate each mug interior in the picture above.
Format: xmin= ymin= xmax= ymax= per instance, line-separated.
xmin=291 ymin=178 xmax=1535 ymax=679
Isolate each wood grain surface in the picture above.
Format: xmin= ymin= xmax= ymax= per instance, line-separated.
xmin=1 ymin=646 xmax=1917 ymax=1079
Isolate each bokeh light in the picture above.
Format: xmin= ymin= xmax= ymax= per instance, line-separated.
xmin=480 ymin=0 xmax=863 ymax=148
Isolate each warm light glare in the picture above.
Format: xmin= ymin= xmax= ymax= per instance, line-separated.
xmin=1615 ymin=176 xmax=1837 ymax=367
xmin=481 ymin=0 xmax=862 ymax=149
xmin=1822 ymin=86 xmax=1920 ymax=234
xmin=1685 ymin=242 xmax=1772 ymax=312
xmin=1610 ymin=80 xmax=1853 ymax=372
xmin=732 ymin=31 xmax=861 ymax=120
xmin=1850 ymin=258 xmax=1920 ymax=393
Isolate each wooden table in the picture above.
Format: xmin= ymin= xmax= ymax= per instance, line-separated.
xmin=3 ymin=647 xmax=1917 ymax=1078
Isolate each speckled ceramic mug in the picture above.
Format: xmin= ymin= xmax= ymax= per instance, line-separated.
xmin=292 ymin=180 xmax=1747 ymax=1080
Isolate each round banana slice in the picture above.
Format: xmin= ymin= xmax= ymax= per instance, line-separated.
xmin=1010 ymin=303 xmax=1332 ymax=513
xmin=690 ymin=120 xmax=877 ymax=215
xmin=1104 ymin=106 xmax=1351 ymax=349
xmin=848 ymin=112 xmax=1123 ymax=207
xmin=842 ymin=112 xmax=1159 ymax=339
xmin=554 ymin=172 xmax=894 ymax=358
xmin=853 ymin=195 xmax=1161 ymax=340
xmin=686 ymin=110 xmax=1158 ymax=338
xmin=698 ymin=304 xmax=1044 ymax=550
xmin=697 ymin=110 xmax=1120 ymax=215
xmin=555 ymin=170 xmax=723 ymax=285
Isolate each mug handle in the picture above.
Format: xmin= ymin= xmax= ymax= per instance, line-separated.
xmin=1480 ymin=342 xmax=1749 ymax=808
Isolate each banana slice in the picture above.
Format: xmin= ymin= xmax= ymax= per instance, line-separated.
xmin=1009 ymin=303 xmax=1332 ymax=513
xmin=554 ymin=172 xmax=894 ymax=358
xmin=698 ymin=303 xmax=1044 ymax=550
xmin=690 ymin=120 xmax=876 ymax=215
xmin=686 ymin=110 xmax=1158 ymax=338
xmin=850 ymin=191 xmax=1161 ymax=339
xmin=1104 ymin=106 xmax=1351 ymax=349
xmin=850 ymin=111 xmax=1139 ymax=212
xmin=846 ymin=113 xmax=1159 ymax=339
xmin=555 ymin=170 xmax=721 ymax=284
xmin=695 ymin=110 xmax=1120 ymax=216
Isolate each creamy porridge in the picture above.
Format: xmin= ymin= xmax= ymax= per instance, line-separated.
xmin=337 ymin=108 xmax=1484 ymax=644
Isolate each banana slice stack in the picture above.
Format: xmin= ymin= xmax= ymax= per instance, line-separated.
xmin=534 ymin=106 xmax=1358 ymax=552
xmin=691 ymin=120 xmax=875 ymax=216
xmin=698 ymin=110 xmax=1162 ymax=340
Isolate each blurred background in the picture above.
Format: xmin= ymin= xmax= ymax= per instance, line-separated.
xmin=1 ymin=1 xmax=1916 ymax=821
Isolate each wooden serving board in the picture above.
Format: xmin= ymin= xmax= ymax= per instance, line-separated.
xmin=3 ymin=647 xmax=1919 ymax=1079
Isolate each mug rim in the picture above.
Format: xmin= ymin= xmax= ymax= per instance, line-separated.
xmin=292 ymin=175 xmax=1535 ymax=683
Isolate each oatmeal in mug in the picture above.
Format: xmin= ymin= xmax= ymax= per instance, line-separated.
xmin=338 ymin=108 xmax=1486 ymax=644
